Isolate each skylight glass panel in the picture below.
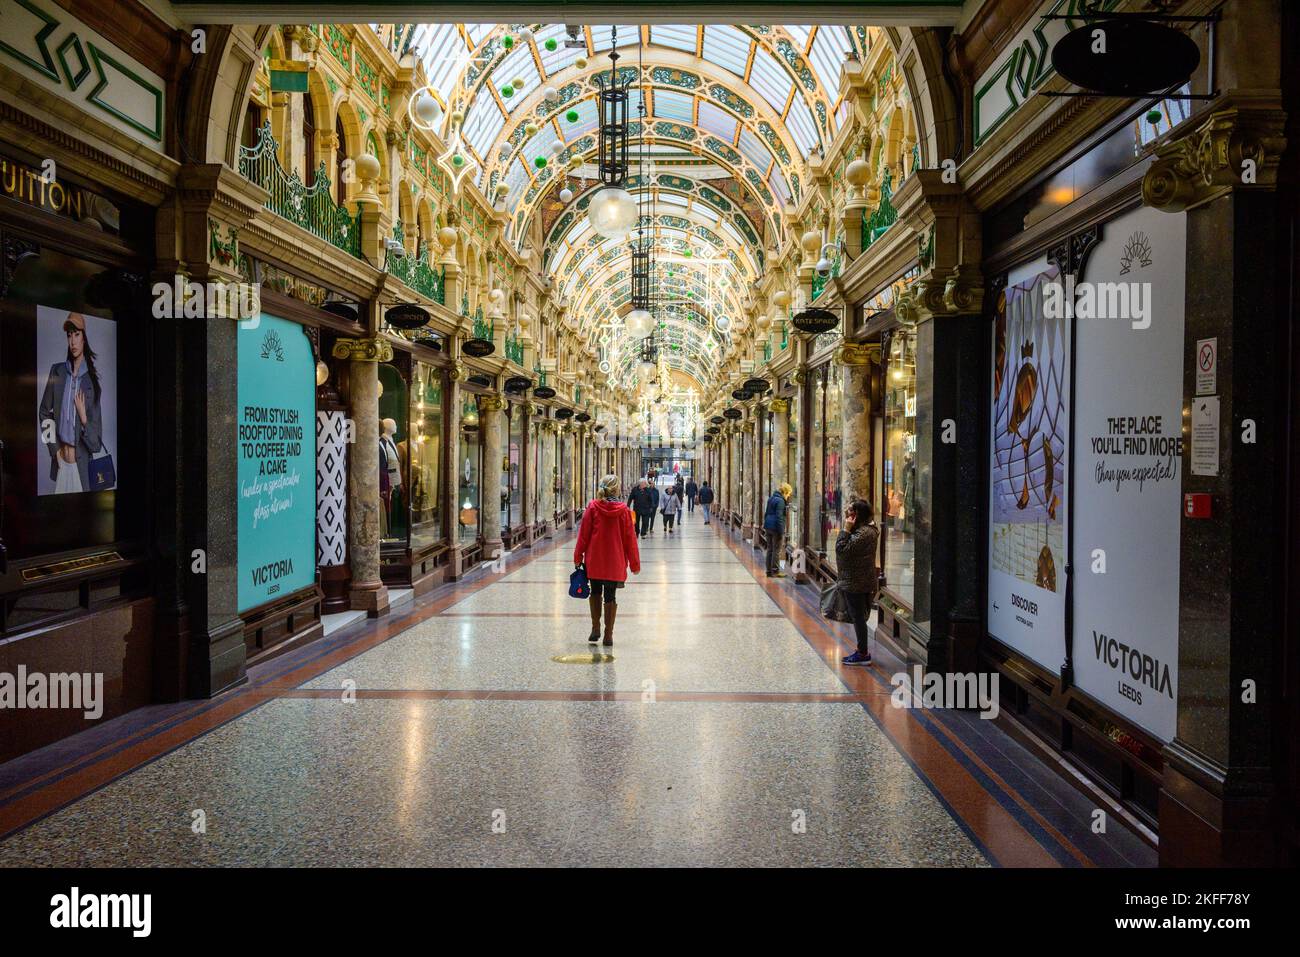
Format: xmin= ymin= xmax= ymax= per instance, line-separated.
xmin=701 ymin=25 xmax=750 ymax=78
xmin=784 ymin=25 xmax=812 ymax=50
xmin=535 ymin=24 xmax=583 ymax=74
xmin=652 ymin=24 xmax=698 ymax=54
xmin=737 ymin=126 xmax=774 ymax=171
xmin=653 ymin=89 xmax=694 ymax=123
xmin=588 ymin=26 xmax=638 ymax=53
xmin=464 ymin=24 xmax=493 ymax=46
xmin=810 ymin=26 xmax=852 ymax=96
xmin=659 ymin=192 xmax=689 ymax=207
xmin=465 ymin=96 xmax=506 ymax=159
xmin=490 ymin=46 xmax=541 ymax=113
xmin=697 ymin=102 xmax=737 ymax=141
xmin=749 ymin=49 xmax=793 ymax=114
xmin=412 ymin=24 xmax=470 ymax=101
xmin=786 ymin=96 xmax=819 ymax=154
xmin=769 ymin=164 xmax=791 ymax=205
xmin=563 ymin=99 xmax=600 ymax=139
xmin=693 ymin=204 xmax=720 ymax=224
xmin=521 ymin=128 xmax=553 ymax=169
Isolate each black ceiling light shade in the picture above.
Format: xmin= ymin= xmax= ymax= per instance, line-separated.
xmin=555 ymin=407 xmax=574 ymax=420
xmin=743 ymin=377 xmax=770 ymax=394
xmin=385 ymin=303 xmax=431 ymax=330
xmin=709 ymin=415 xmax=725 ymax=425
xmin=723 ymin=407 xmax=742 ymax=420
xmin=504 ymin=375 xmax=533 ymax=393
xmin=791 ymin=306 xmax=839 ymax=334
xmin=595 ymin=41 xmax=630 ymax=187
xmin=463 ymin=337 xmax=495 ymax=358
xmin=732 ymin=388 xmax=753 ymax=402
xmin=1052 ymin=17 xmax=1200 ymax=97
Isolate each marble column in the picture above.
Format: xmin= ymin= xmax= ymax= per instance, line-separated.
xmin=741 ymin=417 xmax=756 ymax=541
xmin=730 ymin=425 xmax=742 ymax=523
xmin=539 ymin=419 xmax=556 ymax=536
xmin=480 ymin=393 xmax=505 ymax=559
xmin=837 ymin=342 xmax=877 ymax=512
xmin=771 ymin=398 xmax=790 ymax=489
xmin=334 ymin=337 xmax=393 ymax=617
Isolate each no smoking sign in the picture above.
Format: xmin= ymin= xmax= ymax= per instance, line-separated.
xmin=1196 ymin=337 xmax=1216 ymax=396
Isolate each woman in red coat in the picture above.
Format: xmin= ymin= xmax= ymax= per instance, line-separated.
xmin=574 ymin=473 xmax=641 ymax=646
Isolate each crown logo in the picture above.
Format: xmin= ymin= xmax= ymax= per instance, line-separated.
xmin=1119 ymin=230 xmax=1153 ymax=275
xmin=1020 ymin=339 xmax=1034 ymax=359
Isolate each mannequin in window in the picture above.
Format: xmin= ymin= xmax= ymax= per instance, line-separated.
xmin=381 ymin=418 xmax=402 ymax=531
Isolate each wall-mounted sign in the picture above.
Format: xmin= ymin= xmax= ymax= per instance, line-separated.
xmin=972 ymin=0 xmax=1120 ymax=147
xmin=1 ymin=156 xmax=111 ymax=226
xmin=0 ymin=0 xmax=165 ymax=146
xmin=1195 ymin=337 xmax=1216 ymax=396
xmin=1070 ymin=204 xmax=1185 ymax=742
xmin=987 ymin=256 xmax=1068 ymax=673
xmin=1191 ymin=396 xmax=1219 ymax=477
xmin=237 ymin=314 xmax=316 ymax=612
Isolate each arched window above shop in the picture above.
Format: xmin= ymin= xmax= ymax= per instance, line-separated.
xmin=334 ymin=115 xmax=347 ymax=205
xmin=303 ymin=95 xmax=317 ymax=187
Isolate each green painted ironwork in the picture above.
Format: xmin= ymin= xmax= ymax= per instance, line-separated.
xmin=472 ymin=305 xmax=493 ymax=341
xmin=761 ymin=339 xmax=772 ymax=364
xmin=505 ymin=329 xmax=524 ymax=364
xmin=238 ymin=120 xmax=360 ymax=258
xmin=385 ymin=237 xmax=446 ymax=305
xmin=861 ymin=169 xmax=899 ymax=253
xmin=911 ymin=143 xmax=921 ymax=175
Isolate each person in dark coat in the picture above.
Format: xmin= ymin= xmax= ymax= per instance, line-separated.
xmin=627 ymin=478 xmax=658 ymax=538
xmin=685 ymin=478 xmax=698 ymax=513
xmin=697 ymin=481 xmax=715 ymax=524
xmin=763 ymin=483 xmax=792 ymax=576
xmin=838 ymin=499 xmax=880 ymax=665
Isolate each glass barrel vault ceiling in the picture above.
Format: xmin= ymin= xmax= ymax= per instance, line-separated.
xmin=384 ymin=22 xmax=879 ymax=384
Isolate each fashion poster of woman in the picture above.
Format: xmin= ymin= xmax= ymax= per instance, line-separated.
xmin=35 ymin=306 xmax=117 ymax=495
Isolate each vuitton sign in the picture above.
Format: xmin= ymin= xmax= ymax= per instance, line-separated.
xmin=1 ymin=156 xmax=97 ymax=222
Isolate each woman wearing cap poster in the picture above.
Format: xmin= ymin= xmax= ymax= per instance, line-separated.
xmin=37 ymin=311 xmax=105 ymax=494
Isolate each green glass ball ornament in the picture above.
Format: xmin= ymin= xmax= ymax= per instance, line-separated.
xmin=566 ymin=109 xmax=579 ymax=123
xmin=452 ymin=153 xmax=466 ymax=168
xmin=544 ymin=38 xmax=558 ymax=51
xmin=503 ymin=35 xmax=515 ymax=49
xmin=534 ymin=156 xmax=547 ymax=169
xmin=502 ymin=85 xmax=514 ymax=98
xmin=1146 ymin=109 xmax=1163 ymax=124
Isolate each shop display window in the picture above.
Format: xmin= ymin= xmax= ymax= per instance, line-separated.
xmin=377 ymin=363 xmax=409 ymax=546
xmin=882 ymin=327 xmax=918 ymax=606
xmin=457 ymin=395 xmax=481 ymax=543
xmin=507 ymin=402 xmax=523 ymax=529
xmin=822 ymin=362 xmax=843 ymax=567
xmin=409 ymin=361 xmax=443 ymax=551
xmin=787 ymin=393 xmax=800 ymax=545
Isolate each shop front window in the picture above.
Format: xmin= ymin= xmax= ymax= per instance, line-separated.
xmin=507 ymin=402 xmax=523 ymax=529
xmin=457 ymin=395 xmax=481 ymax=543
xmin=378 ymin=363 xmax=408 ymax=547
xmin=787 ymin=392 xmax=800 ymax=546
xmin=882 ymin=327 xmax=918 ymax=606
xmin=558 ymin=430 xmax=572 ymax=515
xmin=823 ymin=362 xmax=843 ymax=568
xmin=409 ymin=361 xmax=443 ymax=551
xmin=530 ymin=417 xmax=541 ymax=524
xmin=809 ymin=367 xmax=826 ymax=555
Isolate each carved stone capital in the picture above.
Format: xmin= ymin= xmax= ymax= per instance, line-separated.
xmin=1143 ymin=98 xmax=1286 ymax=213
xmin=906 ymin=264 xmax=984 ymax=321
xmin=767 ymin=397 xmax=790 ymax=414
xmin=480 ymin=393 xmax=506 ymax=413
xmin=836 ymin=342 xmax=879 ymax=366
xmin=791 ymin=366 xmax=808 ymax=386
xmin=332 ymin=337 xmax=393 ymax=362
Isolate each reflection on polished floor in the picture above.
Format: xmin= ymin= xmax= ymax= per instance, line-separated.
xmin=0 ymin=512 xmax=1154 ymax=867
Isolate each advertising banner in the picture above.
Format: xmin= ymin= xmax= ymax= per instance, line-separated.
xmin=987 ymin=256 xmax=1068 ymax=672
xmin=1070 ymin=205 xmax=1186 ymax=741
xmin=237 ymin=315 xmax=316 ymax=612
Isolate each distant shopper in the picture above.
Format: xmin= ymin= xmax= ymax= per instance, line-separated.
xmin=763 ymin=483 xmax=792 ymax=577
xmin=698 ymin=481 xmax=714 ymax=524
xmin=629 ymin=477 xmax=658 ymax=538
xmin=838 ymin=499 xmax=880 ymax=666
xmin=660 ymin=482 xmax=681 ymax=534
xmin=685 ymin=477 xmax=698 ymax=513
xmin=575 ymin=474 xmax=640 ymax=646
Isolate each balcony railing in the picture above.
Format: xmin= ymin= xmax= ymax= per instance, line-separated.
xmin=505 ymin=331 xmax=524 ymax=364
xmin=861 ymin=168 xmax=898 ymax=253
xmin=385 ymin=235 xmax=446 ymax=304
xmin=239 ymin=121 xmax=361 ymax=259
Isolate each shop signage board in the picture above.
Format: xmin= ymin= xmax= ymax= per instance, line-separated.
xmin=972 ymin=0 xmax=1120 ymax=147
xmin=0 ymin=0 xmax=165 ymax=146
xmin=987 ymin=255 xmax=1069 ymax=673
xmin=1069 ymin=205 xmax=1185 ymax=742
xmin=237 ymin=314 xmax=316 ymax=613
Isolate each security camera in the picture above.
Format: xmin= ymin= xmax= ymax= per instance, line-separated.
xmin=384 ymin=237 xmax=405 ymax=258
xmin=815 ymin=258 xmax=833 ymax=277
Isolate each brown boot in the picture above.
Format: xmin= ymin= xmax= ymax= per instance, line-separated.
xmin=588 ymin=593 xmax=603 ymax=642
xmin=602 ymin=602 xmax=617 ymax=646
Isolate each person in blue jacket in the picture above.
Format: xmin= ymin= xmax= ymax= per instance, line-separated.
xmin=763 ymin=483 xmax=792 ymax=577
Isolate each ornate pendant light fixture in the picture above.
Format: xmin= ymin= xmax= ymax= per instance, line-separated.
xmin=587 ymin=27 xmax=637 ymax=240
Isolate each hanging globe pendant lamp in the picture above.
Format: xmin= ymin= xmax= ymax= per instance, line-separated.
xmin=587 ymin=31 xmax=636 ymax=240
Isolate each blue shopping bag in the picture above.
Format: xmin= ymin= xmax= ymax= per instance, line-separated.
xmin=569 ymin=565 xmax=590 ymax=599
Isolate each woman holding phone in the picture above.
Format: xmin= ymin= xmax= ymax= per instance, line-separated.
xmin=837 ymin=499 xmax=880 ymax=666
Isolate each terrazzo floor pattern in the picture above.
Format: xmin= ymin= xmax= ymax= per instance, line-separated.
xmin=0 ymin=514 xmax=991 ymax=867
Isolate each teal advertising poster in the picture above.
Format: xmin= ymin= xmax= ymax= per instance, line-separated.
xmin=237 ymin=314 xmax=316 ymax=612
